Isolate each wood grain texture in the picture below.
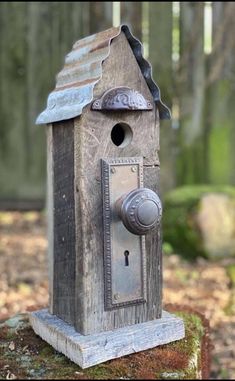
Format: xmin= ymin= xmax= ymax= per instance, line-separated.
xmin=52 ymin=121 xmax=76 ymax=325
xmin=144 ymin=166 xmax=162 ymax=320
xmin=74 ymin=32 xmax=162 ymax=335
xmin=30 ymin=309 xmax=185 ymax=369
xmin=47 ymin=125 xmax=54 ymax=314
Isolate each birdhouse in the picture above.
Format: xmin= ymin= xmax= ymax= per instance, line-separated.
xmin=30 ymin=25 xmax=185 ymax=369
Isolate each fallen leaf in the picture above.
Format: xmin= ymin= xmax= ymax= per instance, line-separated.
xmin=6 ymin=371 xmax=17 ymax=380
xmin=8 ymin=342 xmax=15 ymax=351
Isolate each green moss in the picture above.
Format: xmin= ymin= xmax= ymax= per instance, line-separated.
xmin=226 ymin=264 xmax=235 ymax=287
xmin=86 ymin=364 xmax=118 ymax=379
xmin=163 ymin=201 xmax=206 ymax=259
xmin=225 ymin=263 xmax=235 ymax=315
xmin=171 ymin=313 xmax=203 ymax=354
xmin=163 ymin=241 xmax=174 ymax=255
xmin=36 ymin=349 xmax=84 ymax=379
xmin=154 ymin=312 xmax=204 ymax=379
xmin=39 ymin=346 xmax=55 ymax=357
xmin=3 ymin=329 xmax=17 ymax=340
xmin=46 ymin=365 xmax=83 ymax=380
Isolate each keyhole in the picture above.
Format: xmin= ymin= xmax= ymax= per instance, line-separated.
xmin=124 ymin=250 xmax=129 ymax=266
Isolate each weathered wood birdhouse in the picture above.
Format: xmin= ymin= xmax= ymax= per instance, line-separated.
xmin=30 ymin=25 xmax=185 ymax=368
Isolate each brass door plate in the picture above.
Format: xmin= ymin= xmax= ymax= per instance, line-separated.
xmin=101 ymin=157 xmax=147 ymax=310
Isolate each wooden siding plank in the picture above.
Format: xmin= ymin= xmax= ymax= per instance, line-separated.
xmin=52 ymin=121 xmax=76 ymax=325
xmin=47 ymin=125 xmax=54 ymax=314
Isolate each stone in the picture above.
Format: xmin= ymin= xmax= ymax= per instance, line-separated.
xmin=196 ymin=194 xmax=235 ymax=258
xmin=163 ymin=185 xmax=235 ymax=259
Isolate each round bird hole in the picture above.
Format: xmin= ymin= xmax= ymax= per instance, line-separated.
xmin=111 ymin=123 xmax=133 ymax=147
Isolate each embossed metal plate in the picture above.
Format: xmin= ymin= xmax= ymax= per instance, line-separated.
xmin=92 ymin=87 xmax=153 ymax=111
xmin=101 ymin=157 xmax=147 ymax=310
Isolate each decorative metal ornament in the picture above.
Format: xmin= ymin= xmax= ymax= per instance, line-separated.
xmin=92 ymin=87 xmax=153 ymax=111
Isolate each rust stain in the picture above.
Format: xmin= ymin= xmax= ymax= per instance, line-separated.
xmin=54 ymin=77 xmax=101 ymax=92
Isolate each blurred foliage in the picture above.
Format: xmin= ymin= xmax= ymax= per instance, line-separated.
xmin=0 ymin=2 xmax=235 ymax=204
xmin=226 ymin=264 xmax=235 ymax=287
xmin=164 ymin=185 xmax=235 ymax=206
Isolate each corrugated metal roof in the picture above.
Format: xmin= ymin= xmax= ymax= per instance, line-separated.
xmin=36 ymin=25 xmax=170 ymax=125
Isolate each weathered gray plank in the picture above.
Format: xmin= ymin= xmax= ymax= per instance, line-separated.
xmin=144 ymin=165 xmax=162 ymax=319
xmin=74 ymin=32 xmax=162 ymax=335
xmin=47 ymin=125 xmax=54 ymax=314
xmin=30 ymin=309 xmax=185 ymax=369
xmin=52 ymin=121 xmax=76 ymax=325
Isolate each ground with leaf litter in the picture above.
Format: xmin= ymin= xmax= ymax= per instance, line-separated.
xmin=0 ymin=212 xmax=234 ymax=379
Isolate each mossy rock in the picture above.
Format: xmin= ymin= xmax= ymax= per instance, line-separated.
xmin=0 ymin=307 xmax=210 ymax=380
xmin=163 ymin=185 xmax=235 ymax=260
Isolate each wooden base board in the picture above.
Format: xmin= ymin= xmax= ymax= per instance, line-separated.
xmin=29 ymin=309 xmax=185 ymax=369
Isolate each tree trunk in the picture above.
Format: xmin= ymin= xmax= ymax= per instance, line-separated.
xmin=206 ymin=2 xmax=235 ymax=185
xmin=149 ymin=2 xmax=174 ymax=194
xmin=89 ymin=2 xmax=113 ymax=34
xmin=177 ymin=2 xmax=205 ymax=185
xmin=120 ymin=2 xmax=142 ymax=41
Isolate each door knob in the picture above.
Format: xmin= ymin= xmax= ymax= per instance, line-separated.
xmin=115 ymin=188 xmax=162 ymax=235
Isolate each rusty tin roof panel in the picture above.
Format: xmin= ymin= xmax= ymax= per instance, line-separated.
xmin=36 ymin=25 xmax=170 ymax=125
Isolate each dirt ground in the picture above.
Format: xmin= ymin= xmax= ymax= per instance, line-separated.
xmin=0 ymin=212 xmax=234 ymax=379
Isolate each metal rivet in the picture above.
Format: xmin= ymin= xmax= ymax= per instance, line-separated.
xmin=111 ymin=167 xmax=116 ymax=174
xmin=131 ymin=166 xmax=137 ymax=172
xmin=114 ymin=293 xmax=119 ymax=300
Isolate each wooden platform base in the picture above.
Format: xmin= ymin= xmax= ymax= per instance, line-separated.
xmin=29 ymin=309 xmax=185 ymax=369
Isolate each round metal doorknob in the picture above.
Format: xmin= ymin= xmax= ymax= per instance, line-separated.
xmin=115 ymin=188 xmax=162 ymax=235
